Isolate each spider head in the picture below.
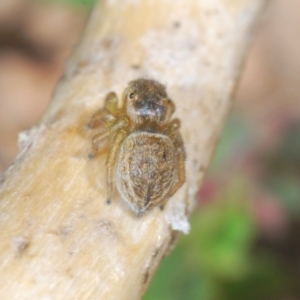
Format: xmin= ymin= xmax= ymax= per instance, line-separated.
xmin=125 ymin=79 xmax=174 ymax=125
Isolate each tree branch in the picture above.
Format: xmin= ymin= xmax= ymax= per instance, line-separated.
xmin=0 ymin=0 xmax=266 ymax=299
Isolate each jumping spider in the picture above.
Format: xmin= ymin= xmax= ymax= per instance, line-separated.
xmin=89 ymin=79 xmax=185 ymax=216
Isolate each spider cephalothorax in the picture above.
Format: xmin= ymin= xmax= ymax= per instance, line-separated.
xmin=89 ymin=79 xmax=185 ymax=216
xmin=124 ymin=79 xmax=174 ymax=126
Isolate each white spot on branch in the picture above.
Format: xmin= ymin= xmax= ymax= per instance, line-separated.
xmin=17 ymin=125 xmax=46 ymax=160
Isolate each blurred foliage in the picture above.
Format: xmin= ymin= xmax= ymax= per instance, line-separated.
xmin=144 ymin=180 xmax=287 ymax=300
xmin=263 ymin=122 xmax=300 ymax=217
xmin=188 ymin=185 xmax=254 ymax=280
xmin=35 ymin=0 xmax=96 ymax=8
xmin=210 ymin=115 xmax=255 ymax=171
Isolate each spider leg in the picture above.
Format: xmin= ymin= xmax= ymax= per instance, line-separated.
xmin=165 ymin=118 xmax=186 ymax=197
xmin=106 ymin=129 xmax=127 ymax=204
xmin=89 ymin=116 xmax=128 ymax=158
xmin=88 ymin=110 xmax=116 ymax=129
xmin=104 ymin=92 xmax=119 ymax=115
xmin=92 ymin=117 xmax=128 ymax=146
xmin=88 ymin=92 xmax=119 ymax=129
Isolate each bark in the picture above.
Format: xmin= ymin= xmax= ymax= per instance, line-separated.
xmin=0 ymin=0 xmax=266 ymax=299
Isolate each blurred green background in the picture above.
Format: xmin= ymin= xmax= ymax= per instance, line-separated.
xmin=0 ymin=0 xmax=299 ymax=299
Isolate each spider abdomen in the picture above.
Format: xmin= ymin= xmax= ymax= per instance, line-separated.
xmin=116 ymin=132 xmax=177 ymax=215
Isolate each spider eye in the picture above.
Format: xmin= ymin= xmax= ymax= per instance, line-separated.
xmin=129 ymin=93 xmax=135 ymax=99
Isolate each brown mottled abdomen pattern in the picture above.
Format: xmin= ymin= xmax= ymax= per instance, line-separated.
xmin=116 ymin=132 xmax=176 ymax=214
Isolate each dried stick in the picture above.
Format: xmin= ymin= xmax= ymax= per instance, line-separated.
xmin=0 ymin=0 xmax=265 ymax=299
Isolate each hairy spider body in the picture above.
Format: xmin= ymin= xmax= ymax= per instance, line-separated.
xmin=116 ymin=132 xmax=177 ymax=214
xmin=89 ymin=79 xmax=185 ymax=215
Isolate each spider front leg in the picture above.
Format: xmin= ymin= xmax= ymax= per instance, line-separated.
xmin=88 ymin=92 xmax=119 ymax=129
xmin=89 ymin=92 xmax=125 ymax=156
xmin=92 ymin=117 xmax=128 ymax=146
xmin=89 ymin=116 xmax=128 ymax=158
xmin=165 ymin=118 xmax=186 ymax=197
xmin=91 ymin=117 xmax=128 ymax=202
xmin=106 ymin=129 xmax=127 ymax=204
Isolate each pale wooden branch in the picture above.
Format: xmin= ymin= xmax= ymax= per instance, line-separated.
xmin=0 ymin=0 xmax=265 ymax=299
